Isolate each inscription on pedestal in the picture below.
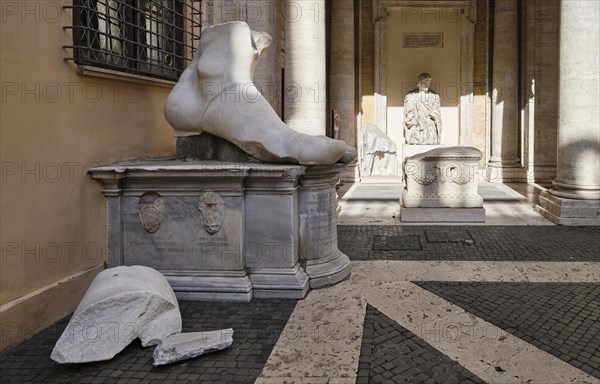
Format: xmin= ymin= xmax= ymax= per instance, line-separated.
xmin=299 ymin=189 xmax=338 ymax=260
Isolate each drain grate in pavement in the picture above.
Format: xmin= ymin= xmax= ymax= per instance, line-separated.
xmin=425 ymin=228 xmax=473 ymax=243
xmin=372 ymin=235 xmax=421 ymax=251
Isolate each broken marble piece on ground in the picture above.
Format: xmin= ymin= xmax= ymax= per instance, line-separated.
xmin=51 ymin=265 xmax=182 ymax=364
xmin=153 ymin=329 xmax=234 ymax=366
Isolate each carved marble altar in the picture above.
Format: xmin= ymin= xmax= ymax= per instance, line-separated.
xmin=90 ymin=160 xmax=351 ymax=301
xmin=401 ymin=146 xmax=485 ymax=222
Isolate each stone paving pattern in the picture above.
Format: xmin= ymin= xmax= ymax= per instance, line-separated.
xmin=417 ymin=282 xmax=600 ymax=379
xmin=2 ymin=226 xmax=599 ymax=383
xmin=339 ymin=225 xmax=600 ymax=261
xmin=357 ymin=304 xmax=486 ymax=384
xmin=0 ymin=300 xmax=296 ymax=384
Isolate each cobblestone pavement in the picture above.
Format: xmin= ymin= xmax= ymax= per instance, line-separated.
xmin=0 ymin=300 xmax=296 ymax=384
xmin=339 ymin=225 xmax=600 ymax=261
xmin=357 ymin=305 xmax=486 ymax=384
xmin=416 ymin=282 xmax=600 ymax=379
xmin=1 ymin=226 xmax=599 ymax=383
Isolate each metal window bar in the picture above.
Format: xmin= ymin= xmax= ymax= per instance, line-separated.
xmin=64 ymin=0 xmax=201 ymax=81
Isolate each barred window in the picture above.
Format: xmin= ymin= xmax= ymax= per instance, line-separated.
xmin=66 ymin=0 xmax=201 ymax=81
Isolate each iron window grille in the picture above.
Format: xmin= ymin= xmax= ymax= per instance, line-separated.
xmin=65 ymin=0 xmax=201 ymax=81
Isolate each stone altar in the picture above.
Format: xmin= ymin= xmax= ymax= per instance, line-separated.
xmin=400 ymin=146 xmax=485 ymax=222
xmin=90 ymin=160 xmax=351 ymax=301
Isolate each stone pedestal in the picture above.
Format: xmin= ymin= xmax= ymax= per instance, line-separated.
xmin=401 ymin=146 xmax=485 ymax=222
xmin=90 ymin=160 xmax=350 ymax=301
xmin=300 ymin=166 xmax=351 ymax=288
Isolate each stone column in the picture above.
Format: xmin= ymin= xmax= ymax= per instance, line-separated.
xmin=537 ymin=0 xmax=600 ymax=225
xmin=330 ymin=0 xmax=355 ymax=147
xmin=486 ymin=0 xmax=522 ymax=182
xmin=284 ymin=0 xmax=326 ymax=135
xmin=246 ymin=1 xmax=284 ymax=116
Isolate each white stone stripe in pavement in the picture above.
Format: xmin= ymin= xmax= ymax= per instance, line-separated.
xmin=257 ymin=261 xmax=600 ymax=383
xmin=368 ymin=281 xmax=599 ymax=384
xmin=255 ymin=262 xmax=372 ymax=383
xmin=371 ymin=261 xmax=600 ymax=283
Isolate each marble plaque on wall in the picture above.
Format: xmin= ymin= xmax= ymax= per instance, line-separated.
xmin=402 ymin=32 xmax=444 ymax=48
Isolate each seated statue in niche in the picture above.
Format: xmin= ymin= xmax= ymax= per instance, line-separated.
xmin=164 ymin=21 xmax=355 ymax=165
xmin=403 ymin=73 xmax=442 ymax=145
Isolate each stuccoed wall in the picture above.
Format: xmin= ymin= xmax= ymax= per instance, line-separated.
xmin=0 ymin=3 xmax=175 ymax=350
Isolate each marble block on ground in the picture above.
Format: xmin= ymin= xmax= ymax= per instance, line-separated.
xmin=51 ymin=266 xmax=181 ymax=364
xmin=153 ymin=329 xmax=234 ymax=366
xmin=403 ymin=146 xmax=484 ymax=208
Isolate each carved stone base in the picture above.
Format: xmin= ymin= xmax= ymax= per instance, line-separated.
xmin=248 ymin=264 xmax=309 ymax=299
xmin=400 ymin=207 xmax=486 ymax=222
xmin=90 ymin=159 xmax=351 ymax=301
xmin=536 ymin=191 xmax=600 ymax=226
xmin=305 ymin=250 xmax=351 ymax=289
xmin=163 ymin=271 xmax=252 ymax=302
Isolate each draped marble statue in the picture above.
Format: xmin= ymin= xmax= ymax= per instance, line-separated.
xmin=403 ymin=73 xmax=442 ymax=145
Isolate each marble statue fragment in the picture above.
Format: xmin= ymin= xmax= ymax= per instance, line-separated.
xmin=361 ymin=123 xmax=398 ymax=176
xmin=404 ymin=73 xmax=442 ymax=145
xmin=153 ymin=329 xmax=234 ymax=366
xmin=164 ymin=21 xmax=356 ymax=165
xmin=51 ymin=266 xmax=181 ymax=364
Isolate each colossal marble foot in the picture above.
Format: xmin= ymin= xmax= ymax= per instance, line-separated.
xmin=165 ymin=21 xmax=353 ymax=165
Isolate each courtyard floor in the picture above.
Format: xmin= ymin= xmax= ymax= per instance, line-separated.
xmin=1 ymin=181 xmax=599 ymax=384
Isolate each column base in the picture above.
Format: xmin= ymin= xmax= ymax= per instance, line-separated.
xmin=485 ymin=164 xmax=527 ymax=182
xmin=305 ymin=251 xmax=351 ymax=289
xmin=535 ymin=191 xmax=600 ymax=226
xmin=248 ymin=264 xmax=309 ymax=299
xmin=525 ymin=164 xmax=556 ymax=184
